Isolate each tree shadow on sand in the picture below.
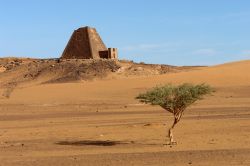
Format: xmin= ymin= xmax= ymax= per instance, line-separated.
xmin=56 ymin=140 xmax=128 ymax=147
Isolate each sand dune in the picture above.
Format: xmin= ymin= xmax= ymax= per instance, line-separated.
xmin=1 ymin=60 xmax=250 ymax=166
xmin=3 ymin=60 xmax=250 ymax=104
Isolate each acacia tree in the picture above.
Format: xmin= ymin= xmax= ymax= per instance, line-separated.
xmin=136 ymin=83 xmax=213 ymax=145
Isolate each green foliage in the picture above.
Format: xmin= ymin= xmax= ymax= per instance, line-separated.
xmin=136 ymin=83 xmax=213 ymax=113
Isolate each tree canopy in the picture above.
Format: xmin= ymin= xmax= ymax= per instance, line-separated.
xmin=136 ymin=83 xmax=213 ymax=113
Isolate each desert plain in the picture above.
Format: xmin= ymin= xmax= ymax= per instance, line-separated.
xmin=0 ymin=59 xmax=250 ymax=166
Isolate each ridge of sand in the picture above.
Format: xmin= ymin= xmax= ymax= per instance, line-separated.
xmin=1 ymin=60 xmax=249 ymax=103
xmin=1 ymin=59 xmax=250 ymax=166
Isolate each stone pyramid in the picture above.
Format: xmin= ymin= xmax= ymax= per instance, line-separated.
xmin=61 ymin=26 xmax=108 ymax=59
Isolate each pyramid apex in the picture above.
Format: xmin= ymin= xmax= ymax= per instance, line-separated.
xmin=76 ymin=26 xmax=95 ymax=31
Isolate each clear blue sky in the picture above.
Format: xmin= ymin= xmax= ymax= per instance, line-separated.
xmin=0 ymin=0 xmax=250 ymax=65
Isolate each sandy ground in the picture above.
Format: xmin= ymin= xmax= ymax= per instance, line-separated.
xmin=1 ymin=60 xmax=250 ymax=166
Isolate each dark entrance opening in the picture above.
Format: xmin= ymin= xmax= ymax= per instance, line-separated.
xmin=99 ymin=51 xmax=109 ymax=59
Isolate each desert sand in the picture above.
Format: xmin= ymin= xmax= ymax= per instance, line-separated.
xmin=1 ymin=60 xmax=250 ymax=166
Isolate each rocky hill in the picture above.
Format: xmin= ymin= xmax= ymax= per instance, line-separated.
xmin=0 ymin=58 xmax=197 ymax=98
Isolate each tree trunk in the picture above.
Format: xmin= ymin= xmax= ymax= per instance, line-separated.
xmin=167 ymin=111 xmax=183 ymax=145
xmin=168 ymin=126 xmax=175 ymax=144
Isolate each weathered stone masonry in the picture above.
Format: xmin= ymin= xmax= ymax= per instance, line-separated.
xmin=61 ymin=26 xmax=118 ymax=59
